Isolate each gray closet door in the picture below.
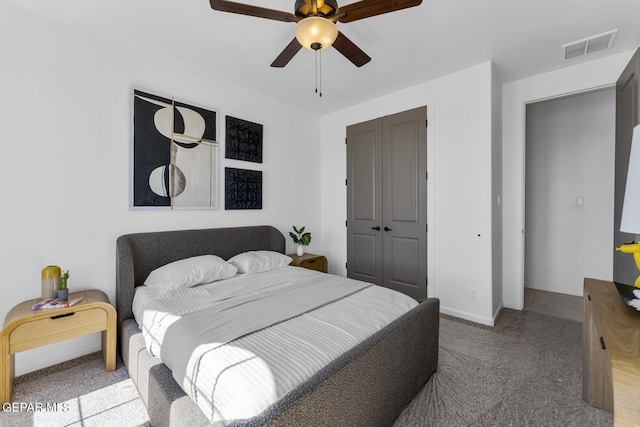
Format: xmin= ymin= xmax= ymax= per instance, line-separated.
xmin=347 ymin=107 xmax=427 ymax=300
xmin=381 ymin=107 xmax=427 ymax=300
xmin=347 ymin=117 xmax=383 ymax=285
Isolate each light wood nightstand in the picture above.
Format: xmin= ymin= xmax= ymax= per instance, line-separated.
xmin=1 ymin=289 xmax=116 ymax=404
xmin=288 ymin=253 xmax=328 ymax=273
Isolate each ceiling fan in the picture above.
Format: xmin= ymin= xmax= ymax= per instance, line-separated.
xmin=209 ymin=0 xmax=423 ymax=68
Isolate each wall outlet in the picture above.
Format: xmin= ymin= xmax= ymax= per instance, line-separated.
xmin=471 ymin=289 xmax=478 ymax=301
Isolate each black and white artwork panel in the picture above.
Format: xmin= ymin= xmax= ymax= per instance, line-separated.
xmin=225 ymin=167 xmax=262 ymax=210
xmin=132 ymin=89 xmax=218 ymax=209
xmin=133 ymin=91 xmax=171 ymax=207
xmin=171 ymin=139 xmax=218 ymax=208
xmin=225 ymin=116 xmax=263 ymax=163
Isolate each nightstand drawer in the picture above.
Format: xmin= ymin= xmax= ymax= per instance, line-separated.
xmin=288 ymin=253 xmax=328 ymax=273
xmin=299 ymin=257 xmax=327 ymax=272
xmin=9 ymin=308 xmax=108 ymax=353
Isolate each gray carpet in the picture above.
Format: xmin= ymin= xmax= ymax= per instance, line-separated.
xmin=394 ymin=309 xmax=613 ymax=426
xmin=2 ymin=354 xmax=150 ymax=426
xmin=2 ymin=310 xmax=613 ymax=427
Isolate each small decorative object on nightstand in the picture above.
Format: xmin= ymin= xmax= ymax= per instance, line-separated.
xmin=289 ymin=253 xmax=328 ymax=273
xmin=58 ymin=269 xmax=70 ymax=301
xmin=41 ymin=265 xmax=61 ymax=299
xmin=289 ymin=225 xmax=311 ymax=256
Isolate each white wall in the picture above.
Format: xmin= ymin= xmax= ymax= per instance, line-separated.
xmin=502 ymin=50 xmax=634 ymax=309
xmin=524 ymin=88 xmax=615 ymax=296
xmin=0 ymin=2 xmax=322 ymax=375
xmin=320 ymin=62 xmax=497 ymax=325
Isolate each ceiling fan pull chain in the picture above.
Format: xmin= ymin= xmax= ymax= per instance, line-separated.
xmin=319 ymin=50 xmax=323 ymax=97
xmin=315 ymin=49 xmax=318 ymax=95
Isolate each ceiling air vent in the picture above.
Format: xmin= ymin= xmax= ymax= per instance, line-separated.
xmin=562 ymin=30 xmax=617 ymax=60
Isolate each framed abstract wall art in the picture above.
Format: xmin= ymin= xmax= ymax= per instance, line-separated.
xmin=225 ymin=167 xmax=262 ymax=210
xmin=132 ymin=89 xmax=219 ymax=209
xmin=225 ymin=116 xmax=263 ymax=163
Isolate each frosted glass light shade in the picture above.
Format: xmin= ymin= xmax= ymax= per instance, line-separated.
xmin=621 ymin=125 xmax=640 ymax=233
xmin=294 ymin=17 xmax=338 ymax=51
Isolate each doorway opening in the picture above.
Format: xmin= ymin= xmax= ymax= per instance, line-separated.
xmin=524 ymin=87 xmax=615 ymax=320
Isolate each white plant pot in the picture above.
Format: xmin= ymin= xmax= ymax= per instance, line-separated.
xmin=297 ymin=245 xmax=304 ymax=256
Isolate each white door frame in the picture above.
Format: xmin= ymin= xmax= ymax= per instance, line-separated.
xmin=502 ymin=60 xmax=627 ymax=310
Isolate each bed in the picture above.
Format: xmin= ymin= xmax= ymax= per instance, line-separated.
xmin=116 ymin=225 xmax=439 ymax=427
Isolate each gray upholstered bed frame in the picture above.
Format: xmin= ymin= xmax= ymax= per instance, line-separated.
xmin=116 ymin=225 xmax=439 ymax=427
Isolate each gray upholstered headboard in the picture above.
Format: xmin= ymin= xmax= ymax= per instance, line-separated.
xmin=116 ymin=225 xmax=285 ymax=329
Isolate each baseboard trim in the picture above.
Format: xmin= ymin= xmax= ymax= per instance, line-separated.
xmin=503 ymin=301 xmax=518 ymax=310
xmin=492 ymin=301 xmax=504 ymax=324
xmin=524 ymin=284 xmax=583 ymax=297
xmin=439 ymin=305 xmax=494 ymax=326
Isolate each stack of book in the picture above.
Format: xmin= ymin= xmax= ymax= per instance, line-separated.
xmin=31 ymin=296 xmax=83 ymax=310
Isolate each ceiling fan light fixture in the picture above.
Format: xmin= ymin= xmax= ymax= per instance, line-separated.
xmin=294 ymin=16 xmax=338 ymax=51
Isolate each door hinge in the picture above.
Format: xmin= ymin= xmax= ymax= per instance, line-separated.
xmin=345 ymin=220 xmax=348 ymax=227
xmin=425 ymin=172 xmax=428 ymax=180
xmin=425 ymin=119 xmax=428 ymax=127
xmin=345 ymin=179 xmax=348 ymax=185
xmin=345 ymin=262 xmax=348 ymax=269
xmin=426 ymin=224 xmax=428 ymax=232
xmin=345 ymin=137 xmax=347 ymax=144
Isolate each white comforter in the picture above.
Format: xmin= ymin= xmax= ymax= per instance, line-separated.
xmin=133 ymin=267 xmax=417 ymax=425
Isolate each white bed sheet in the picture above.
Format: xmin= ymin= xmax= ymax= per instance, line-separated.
xmin=132 ymin=266 xmax=417 ymax=425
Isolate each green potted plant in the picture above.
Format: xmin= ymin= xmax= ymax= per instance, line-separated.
xmin=58 ymin=270 xmax=70 ymax=302
xmin=290 ymin=226 xmax=311 ymax=256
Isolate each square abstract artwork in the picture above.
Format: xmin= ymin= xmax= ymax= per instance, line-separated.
xmin=132 ymin=89 xmax=218 ymax=209
xmin=225 ymin=167 xmax=262 ymax=210
xmin=225 ymin=116 xmax=263 ymax=163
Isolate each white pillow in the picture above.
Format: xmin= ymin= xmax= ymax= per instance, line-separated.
xmin=228 ymin=251 xmax=292 ymax=274
xmin=144 ymin=255 xmax=238 ymax=290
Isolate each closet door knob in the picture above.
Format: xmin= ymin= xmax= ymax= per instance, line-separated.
xmin=371 ymin=226 xmax=381 ymax=231
xmin=384 ymin=226 xmax=392 ymax=231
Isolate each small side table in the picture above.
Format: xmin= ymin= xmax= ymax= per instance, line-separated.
xmin=289 ymin=253 xmax=328 ymax=273
xmin=1 ymin=289 xmax=116 ymax=404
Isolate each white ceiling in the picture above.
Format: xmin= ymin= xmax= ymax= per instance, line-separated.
xmin=7 ymin=0 xmax=640 ymax=115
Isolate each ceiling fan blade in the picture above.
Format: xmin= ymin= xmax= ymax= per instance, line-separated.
xmin=209 ymin=0 xmax=298 ymax=22
xmin=336 ymin=0 xmax=422 ymax=23
xmin=271 ymin=38 xmax=303 ymax=67
xmin=332 ymin=32 xmax=371 ymax=67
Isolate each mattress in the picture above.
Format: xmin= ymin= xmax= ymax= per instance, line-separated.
xmin=132 ymin=266 xmax=418 ymax=425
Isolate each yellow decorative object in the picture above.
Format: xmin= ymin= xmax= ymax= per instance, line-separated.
xmin=616 ymin=243 xmax=640 ymax=288
xmin=41 ymin=265 xmax=61 ymax=299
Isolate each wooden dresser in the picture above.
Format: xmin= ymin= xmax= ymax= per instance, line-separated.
xmin=583 ymin=278 xmax=640 ymax=426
